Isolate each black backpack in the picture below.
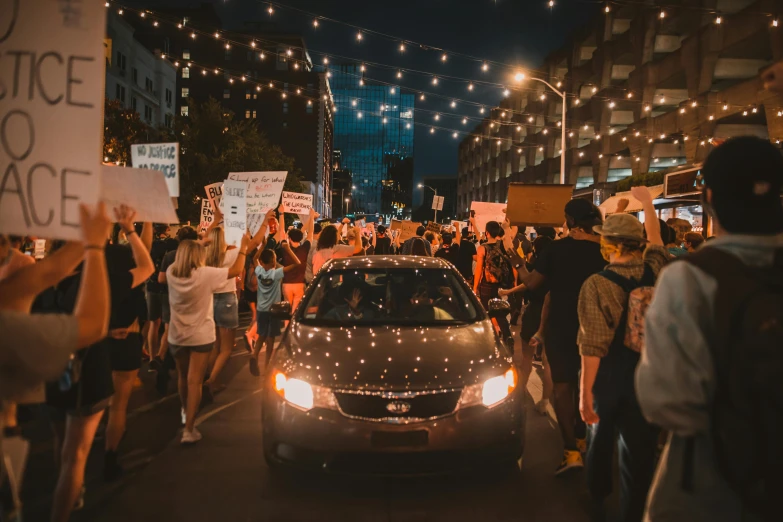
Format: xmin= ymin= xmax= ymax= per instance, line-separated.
xmin=682 ymin=247 xmax=783 ymax=518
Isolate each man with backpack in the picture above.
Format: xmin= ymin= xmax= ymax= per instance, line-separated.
xmin=636 ymin=136 xmax=783 ymax=522
xmin=400 ymin=225 xmax=433 ymax=256
xmin=474 ymin=221 xmax=515 ymax=348
xmin=577 ymin=187 xmax=667 ymax=522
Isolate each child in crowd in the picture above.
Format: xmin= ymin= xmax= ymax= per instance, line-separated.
xmin=250 ymin=242 xmax=301 ymax=376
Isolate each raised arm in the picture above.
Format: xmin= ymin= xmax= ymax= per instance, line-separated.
xmin=227 ymin=233 xmax=250 ymax=279
xmin=115 ymin=205 xmax=155 ymax=288
xmin=630 ymin=186 xmax=663 ymax=246
xmin=473 ymin=245 xmax=485 ymax=293
xmin=305 ymin=209 xmax=318 ymax=244
xmin=352 ymin=225 xmax=363 ymax=254
xmin=368 ymin=223 xmax=376 ymax=249
xmin=0 ymin=241 xmax=85 ymax=312
xmin=249 ymin=208 xmax=275 ymax=251
xmin=273 ymin=204 xmax=285 ymax=244
xmin=73 ymin=202 xmax=113 ymax=347
xmin=206 ymin=201 xmax=223 ymax=236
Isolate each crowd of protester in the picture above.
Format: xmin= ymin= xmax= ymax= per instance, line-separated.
xmin=1 ymin=135 xmax=781 ymax=521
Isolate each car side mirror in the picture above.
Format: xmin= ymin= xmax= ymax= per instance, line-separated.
xmin=487 ymin=298 xmax=511 ymax=319
xmin=270 ymin=301 xmax=292 ymax=320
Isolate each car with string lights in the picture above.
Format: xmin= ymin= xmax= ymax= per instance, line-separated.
xmin=262 ymin=256 xmax=525 ymax=474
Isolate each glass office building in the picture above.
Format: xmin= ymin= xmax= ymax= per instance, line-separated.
xmin=330 ymin=64 xmax=414 ymax=216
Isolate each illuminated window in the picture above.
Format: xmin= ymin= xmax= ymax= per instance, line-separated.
xmin=181 ymin=105 xmax=189 ymax=117
xmin=182 ymin=67 xmax=189 ymax=78
xmin=182 ymin=49 xmax=190 ymax=60
xmin=181 ymin=87 xmax=189 ymax=98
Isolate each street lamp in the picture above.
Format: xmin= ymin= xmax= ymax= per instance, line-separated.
xmin=418 ymin=183 xmax=439 ymax=223
xmin=515 ymin=72 xmax=567 ymax=184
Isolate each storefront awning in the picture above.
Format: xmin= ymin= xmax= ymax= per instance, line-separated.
xmin=599 ymin=185 xmax=664 ymax=215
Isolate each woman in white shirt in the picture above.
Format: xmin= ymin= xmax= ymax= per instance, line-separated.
xmin=166 ymin=233 xmax=249 ymax=444
xmin=204 ymin=227 xmax=241 ymax=394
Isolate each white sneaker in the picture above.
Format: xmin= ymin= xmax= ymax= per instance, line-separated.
xmin=180 ymin=408 xmax=187 ymax=426
xmin=181 ymin=428 xmax=202 ymax=445
xmin=535 ymin=399 xmax=550 ymax=415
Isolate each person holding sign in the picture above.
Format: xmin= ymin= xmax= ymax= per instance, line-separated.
xmin=312 ymin=224 xmax=364 ymax=275
xmin=166 ymin=232 xmax=251 ymax=444
xmin=280 ymin=209 xmax=318 ymax=315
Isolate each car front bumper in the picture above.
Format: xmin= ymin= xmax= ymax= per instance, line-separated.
xmin=262 ymin=388 xmax=525 ymax=474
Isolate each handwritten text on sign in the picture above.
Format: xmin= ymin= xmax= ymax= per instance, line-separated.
xmin=228 ymin=171 xmax=287 ymax=214
xmin=281 ymin=191 xmax=313 ymax=214
xmin=131 ymin=143 xmax=179 ymax=197
xmin=199 ymin=199 xmax=213 ymax=235
xmin=0 ymin=1 xmax=107 ymax=240
xmin=222 ymin=180 xmax=246 ymax=247
xmin=204 ymin=182 xmax=222 ymax=211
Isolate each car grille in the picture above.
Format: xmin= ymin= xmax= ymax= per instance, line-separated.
xmin=333 ymin=390 xmax=462 ymax=422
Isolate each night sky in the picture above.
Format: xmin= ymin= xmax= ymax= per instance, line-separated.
xmin=145 ymin=0 xmax=600 ymax=204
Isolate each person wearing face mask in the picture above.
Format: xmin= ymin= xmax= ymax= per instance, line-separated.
xmin=576 ymin=186 xmax=668 ymax=522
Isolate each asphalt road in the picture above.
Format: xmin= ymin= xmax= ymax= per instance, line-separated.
xmin=21 ymin=314 xmax=594 ymax=522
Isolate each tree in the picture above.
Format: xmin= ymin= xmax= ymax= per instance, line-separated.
xmin=176 ymin=98 xmax=304 ymax=223
xmin=103 ymin=99 xmax=163 ymax=165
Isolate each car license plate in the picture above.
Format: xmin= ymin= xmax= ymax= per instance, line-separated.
xmin=371 ymin=430 xmax=428 ymax=448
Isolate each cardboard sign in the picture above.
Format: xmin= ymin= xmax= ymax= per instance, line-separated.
xmin=131 ymin=143 xmax=179 ymax=197
xmin=222 ymin=180 xmax=246 ymax=247
xmin=0 ymin=1 xmax=107 ymax=240
xmin=390 ymin=219 xmax=402 ymax=232
xmin=506 ymin=184 xmax=576 ymax=226
xmin=100 ymin=166 xmax=178 ymax=224
xmin=228 ymin=171 xmax=287 ymax=214
xmin=427 ymin=222 xmax=441 ymax=234
xmin=399 ymin=221 xmax=422 ymax=242
xmin=199 ymin=199 xmax=213 ymax=235
xmin=432 ymin=195 xmax=445 ymax=211
xmin=470 ymin=202 xmax=507 ymax=236
xmin=204 ymin=182 xmax=223 ymax=211
xmin=281 ymin=191 xmax=313 ymax=214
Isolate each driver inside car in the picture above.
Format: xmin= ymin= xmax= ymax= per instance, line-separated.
xmin=323 ymin=278 xmax=379 ymax=321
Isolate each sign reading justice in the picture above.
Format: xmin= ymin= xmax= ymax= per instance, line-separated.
xmin=0 ymin=1 xmax=107 ymax=240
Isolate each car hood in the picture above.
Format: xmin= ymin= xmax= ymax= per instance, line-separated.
xmin=278 ymin=321 xmax=511 ymax=391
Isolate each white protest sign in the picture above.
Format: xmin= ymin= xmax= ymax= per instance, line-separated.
xmin=432 ymin=195 xmax=445 ymax=211
xmin=131 ymin=143 xmax=179 ymax=197
xmin=0 ymin=1 xmax=107 ymax=240
xmin=199 ymin=199 xmax=214 ymax=235
xmin=451 ymin=221 xmax=467 ymax=234
xmin=34 ymin=239 xmax=46 ymax=259
xmin=222 ymin=180 xmax=246 ymax=247
xmin=470 ymin=201 xmax=507 ymax=236
xmin=281 ymin=191 xmax=313 ymax=214
xmin=228 ymin=171 xmax=287 ymax=214
xmin=247 ymin=213 xmax=265 ymax=236
xmin=204 ymin=182 xmax=223 ymax=210
xmin=100 ymin=166 xmax=178 ymax=224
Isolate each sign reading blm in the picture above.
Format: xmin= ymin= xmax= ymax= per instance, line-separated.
xmin=0 ymin=1 xmax=107 ymax=240
xmin=131 ymin=143 xmax=180 ymax=197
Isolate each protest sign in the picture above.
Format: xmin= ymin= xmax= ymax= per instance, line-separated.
xmin=222 ymin=180 xmax=246 ymax=247
xmin=228 ymin=171 xmax=287 ymax=214
xmin=506 ymin=184 xmax=575 ymax=226
xmin=100 ymin=166 xmax=178 ymax=224
xmin=470 ymin=202 xmax=507 ymax=236
xmin=247 ymin=213 xmax=265 ymax=236
xmin=281 ymin=191 xmax=313 ymax=214
xmin=0 ymin=1 xmax=107 ymax=240
xmin=427 ymin=222 xmax=441 ymax=234
xmin=204 ymin=182 xmax=223 ymax=211
xmin=451 ymin=221 xmax=467 ymax=234
xmin=130 ymin=143 xmax=179 ymax=197
xmin=199 ymin=199 xmax=213 ymax=235
xmin=399 ymin=221 xmax=422 ymax=242
xmin=34 ymin=239 xmax=46 ymax=259
xmin=390 ymin=219 xmax=402 ymax=232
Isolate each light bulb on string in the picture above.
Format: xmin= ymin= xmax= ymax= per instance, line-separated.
xmin=257 ymin=86 xmax=261 ymax=92
xmin=451 ymin=101 xmax=457 ymax=108
xmin=540 ymin=147 xmax=544 ymax=152
xmin=556 ymin=81 xmax=562 ymax=88
xmin=214 ymin=32 xmax=220 ymax=38
xmin=468 ymin=83 xmax=474 ymax=91
xmin=773 ymin=18 xmax=779 ymax=27
xmin=313 ymin=19 xmax=319 ymax=28
xmin=659 ymin=10 xmax=666 ymax=19
xmin=420 ymin=94 xmax=426 ymax=101
xmin=482 ymin=63 xmax=489 ymax=72
xmin=282 ymin=92 xmax=287 ymax=99
xmin=201 ymin=69 xmax=206 ymax=76
xmin=296 ymin=88 xmax=301 ymax=94
xmin=359 ymin=64 xmax=366 ymax=72
xmin=691 ymin=100 xmax=698 ymax=108
xmin=118 ymin=9 xmax=123 ymax=15
xmin=286 ymin=49 xmax=293 ymax=56
xmin=441 ymin=53 xmax=447 ymax=62
xmin=397 ymin=70 xmax=402 ymax=79
xmin=462 ymin=118 xmax=468 ymax=125
xmin=723 ymin=103 xmax=729 ymax=111
xmin=591 ymin=86 xmax=598 ymax=94
xmin=432 ymin=77 xmax=439 ymax=85
xmin=359 ymin=79 xmax=364 ymax=86
xmin=356 ymin=32 xmax=363 ymax=41
xmin=548 ymin=1 xmax=554 ymax=7
xmin=251 ymin=41 xmax=256 ymax=48
xmin=357 ymin=112 xmax=363 ymax=119
xmin=515 ymin=72 xmax=525 ymax=82
xmin=479 ymin=107 xmax=485 ymax=114
xmin=153 ymin=21 xmax=159 ymax=27
xmin=626 ymin=92 xmax=633 ymax=99
xmin=715 ymin=14 xmax=722 ymax=24
xmin=644 ymin=105 xmax=651 ymax=112
xmin=543 ymin=129 xmax=549 ymax=135
xmin=430 ymin=128 xmax=435 ymax=134
xmin=608 ymin=101 xmax=616 ymax=108
xmin=528 ymin=116 xmax=534 ymax=123
xmin=503 ymin=89 xmax=510 ymax=97
xmin=267 ymin=5 xmax=274 ymax=15
xmin=225 ymin=43 xmax=230 ymax=50
xmin=141 ymin=12 xmax=146 ymax=18
xmin=351 ymin=100 xmax=357 ymax=107
xmin=680 ymin=107 xmax=686 ymax=114
xmin=399 ymin=42 xmax=406 ymax=52
xmin=390 ymin=87 xmax=395 ymax=94
xmin=453 ymin=132 xmax=458 ymax=138
xmin=583 ymin=124 xmax=589 ymax=130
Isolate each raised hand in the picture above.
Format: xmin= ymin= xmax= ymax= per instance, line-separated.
xmin=113 ymin=204 xmax=137 ymax=234
xmin=80 ymin=202 xmax=112 ymax=247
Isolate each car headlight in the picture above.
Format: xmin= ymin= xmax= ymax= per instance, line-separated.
xmin=458 ymin=368 xmax=517 ymax=408
xmin=273 ymin=372 xmax=338 ymax=411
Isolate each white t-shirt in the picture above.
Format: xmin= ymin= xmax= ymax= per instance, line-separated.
xmin=213 ymin=248 xmax=240 ymax=294
xmin=312 ymin=244 xmax=356 ymax=275
xmin=166 ymin=266 xmax=229 ymax=346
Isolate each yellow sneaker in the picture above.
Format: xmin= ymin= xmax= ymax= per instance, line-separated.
xmin=555 ymin=449 xmax=584 ymax=476
xmin=576 ymin=438 xmax=587 ymax=454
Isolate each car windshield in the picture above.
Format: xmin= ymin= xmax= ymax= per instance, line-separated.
xmin=300 ymin=268 xmax=482 ymax=326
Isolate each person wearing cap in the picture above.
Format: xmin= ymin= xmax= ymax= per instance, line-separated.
xmin=576 ymin=186 xmax=667 ymax=522
xmin=636 ymin=136 xmax=783 ymax=521
xmin=515 ymin=197 xmax=606 ymax=475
